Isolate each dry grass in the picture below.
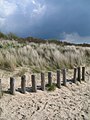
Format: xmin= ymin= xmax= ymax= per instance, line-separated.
xmin=0 ymin=39 xmax=90 ymax=72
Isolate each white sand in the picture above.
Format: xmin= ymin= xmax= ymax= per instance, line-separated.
xmin=0 ymin=68 xmax=90 ymax=120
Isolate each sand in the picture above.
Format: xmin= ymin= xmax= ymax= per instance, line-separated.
xmin=0 ymin=67 xmax=90 ymax=120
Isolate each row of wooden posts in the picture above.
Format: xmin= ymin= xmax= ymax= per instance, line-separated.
xmin=0 ymin=67 xmax=85 ymax=95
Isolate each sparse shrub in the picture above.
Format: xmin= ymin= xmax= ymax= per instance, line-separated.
xmin=46 ymin=83 xmax=56 ymax=91
xmin=16 ymin=68 xmax=27 ymax=77
xmin=0 ymin=32 xmax=7 ymax=39
xmin=7 ymin=32 xmax=19 ymax=40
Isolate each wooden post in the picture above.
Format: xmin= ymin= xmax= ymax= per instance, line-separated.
xmin=10 ymin=77 xmax=15 ymax=95
xmin=0 ymin=79 xmax=2 ymax=98
xmin=82 ymin=67 xmax=85 ymax=81
xmin=31 ymin=75 xmax=37 ymax=92
xmin=48 ymin=72 xmax=52 ymax=86
xmin=62 ymin=69 xmax=67 ymax=86
xmin=73 ymin=68 xmax=77 ymax=83
xmin=41 ymin=72 xmax=45 ymax=91
xmin=57 ymin=70 xmax=61 ymax=88
xmin=77 ymin=67 xmax=81 ymax=82
xmin=21 ymin=75 xmax=26 ymax=94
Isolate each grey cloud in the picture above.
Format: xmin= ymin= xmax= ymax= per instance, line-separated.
xmin=0 ymin=0 xmax=90 ymax=43
xmin=60 ymin=32 xmax=90 ymax=44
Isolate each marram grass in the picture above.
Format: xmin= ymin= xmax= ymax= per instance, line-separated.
xmin=0 ymin=40 xmax=90 ymax=72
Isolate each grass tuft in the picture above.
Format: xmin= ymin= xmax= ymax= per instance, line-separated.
xmin=46 ymin=83 xmax=56 ymax=91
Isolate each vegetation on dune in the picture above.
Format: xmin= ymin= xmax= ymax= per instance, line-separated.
xmin=46 ymin=83 xmax=56 ymax=91
xmin=0 ymin=40 xmax=90 ymax=72
xmin=0 ymin=32 xmax=90 ymax=47
xmin=0 ymin=32 xmax=90 ymax=72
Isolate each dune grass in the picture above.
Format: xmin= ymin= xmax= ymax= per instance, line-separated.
xmin=46 ymin=83 xmax=56 ymax=91
xmin=0 ymin=39 xmax=90 ymax=72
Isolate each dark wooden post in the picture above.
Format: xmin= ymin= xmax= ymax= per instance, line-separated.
xmin=10 ymin=77 xmax=15 ymax=95
xmin=31 ymin=75 xmax=37 ymax=92
xmin=62 ymin=69 xmax=67 ymax=86
xmin=73 ymin=68 xmax=77 ymax=83
xmin=77 ymin=67 xmax=81 ymax=82
xmin=0 ymin=79 xmax=2 ymax=98
xmin=82 ymin=67 xmax=85 ymax=81
xmin=48 ymin=72 xmax=52 ymax=86
xmin=41 ymin=72 xmax=45 ymax=91
xmin=21 ymin=75 xmax=26 ymax=94
xmin=57 ymin=70 xmax=61 ymax=88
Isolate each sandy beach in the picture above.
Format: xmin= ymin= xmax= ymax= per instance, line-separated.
xmin=0 ymin=67 xmax=90 ymax=120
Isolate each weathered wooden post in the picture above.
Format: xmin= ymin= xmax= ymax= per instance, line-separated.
xmin=10 ymin=77 xmax=15 ymax=95
xmin=31 ymin=75 xmax=37 ymax=92
xmin=82 ymin=67 xmax=85 ymax=81
xmin=41 ymin=72 xmax=45 ymax=91
xmin=73 ymin=68 xmax=77 ymax=83
xmin=48 ymin=71 xmax=52 ymax=86
xmin=57 ymin=70 xmax=61 ymax=88
xmin=21 ymin=75 xmax=26 ymax=94
xmin=77 ymin=67 xmax=81 ymax=82
xmin=62 ymin=69 xmax=67 ymax=86
xmin=0 ymin=79 xmax=2 ymax=98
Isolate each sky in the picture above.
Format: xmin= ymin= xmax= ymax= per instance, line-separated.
xmin=0 ymin=0 xmax=90 ymax=43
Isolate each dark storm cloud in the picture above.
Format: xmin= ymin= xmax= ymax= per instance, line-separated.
xmin=0 ymin=0 xmax=90 ymax=43
xmin=40 ymin=0 xmax=90 ymax=38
